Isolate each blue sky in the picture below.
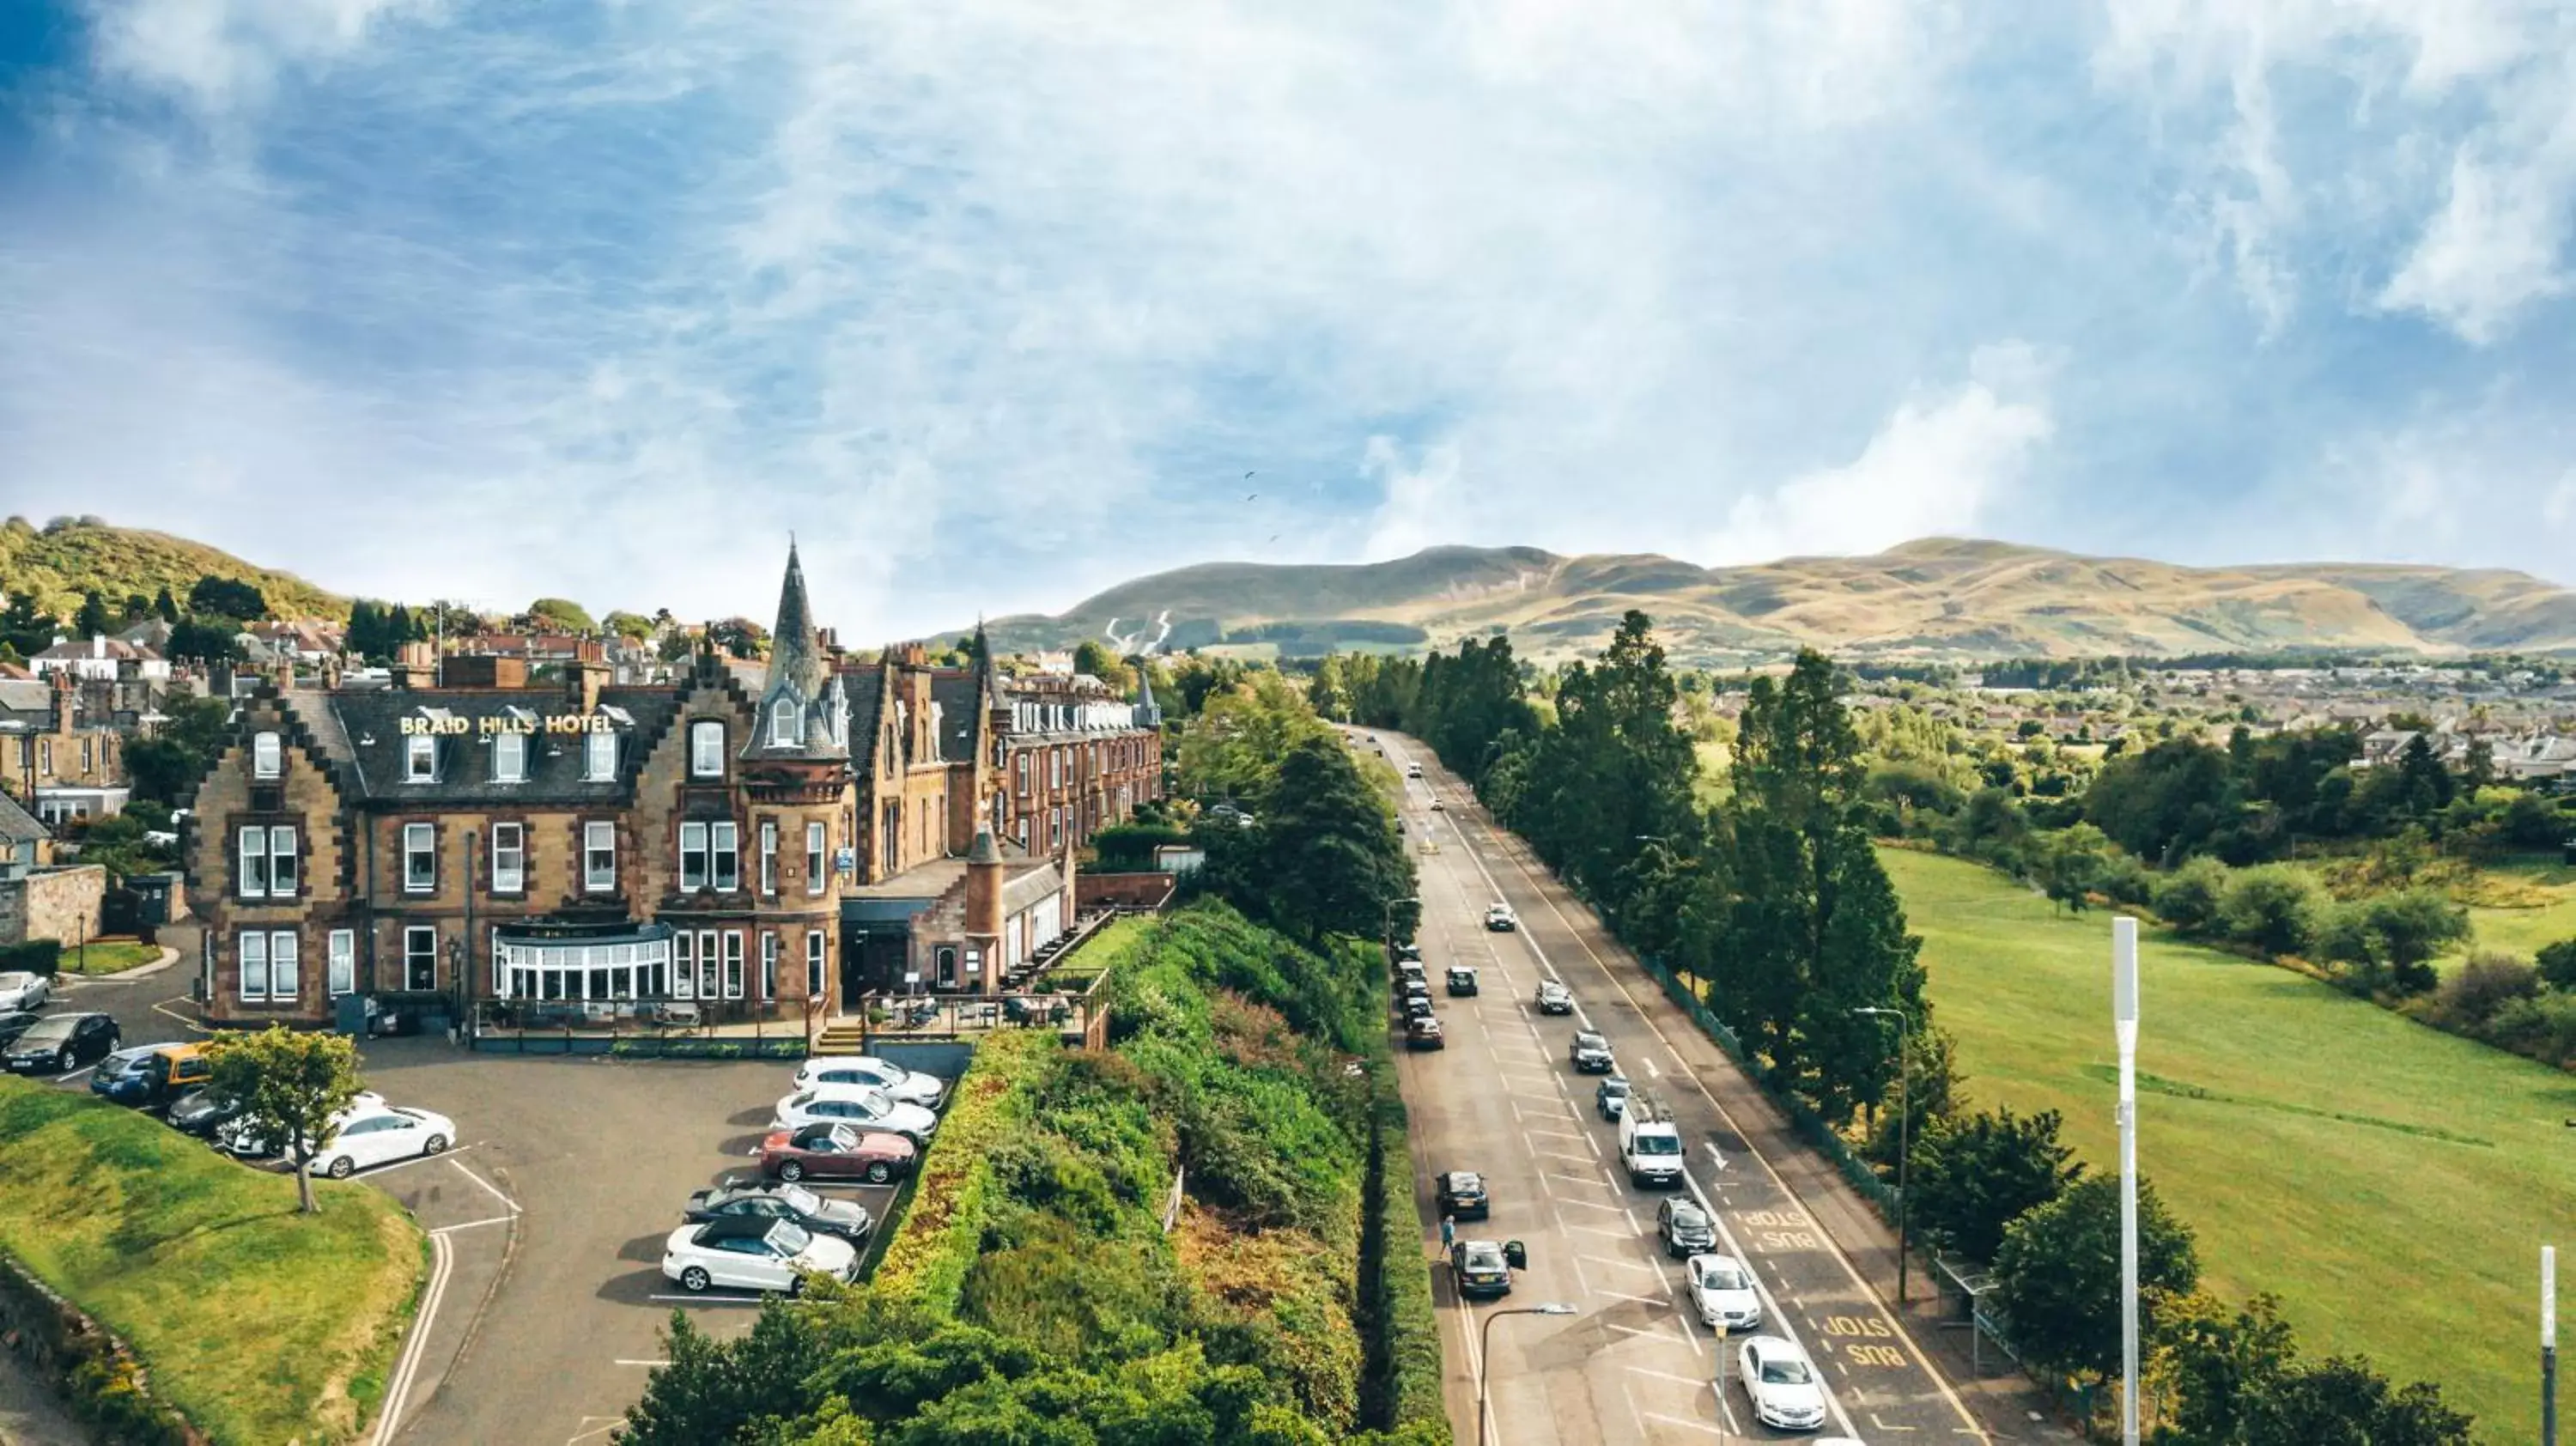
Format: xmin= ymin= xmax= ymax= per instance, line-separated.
xmin=3 ymin=1 xmax=2573 ymax=640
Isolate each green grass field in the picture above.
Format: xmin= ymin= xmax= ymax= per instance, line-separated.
xmin=0 ymin=1079 xmax=424 ymax=1443
xmin=1889 ymin=847 xmax=2572 ymax=1442
xmin=52 ymin=939 xmax=163 ymax=975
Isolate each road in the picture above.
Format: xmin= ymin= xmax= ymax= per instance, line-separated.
xmin=1376 ymin=728 xmax=2043 ymax=1446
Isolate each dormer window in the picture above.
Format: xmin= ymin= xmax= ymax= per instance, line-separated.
xmin=252 ymin=731 xmax=282 ymax=780
xmin=770 ymin=699 xmax=801 ymax=747
xmin=494 ymin=732 xmax=527 ymax=784
xmin=406 ymin=735 xmax=436 ymax=783
xmin=585 ymin=730 xmax=617 ymax=781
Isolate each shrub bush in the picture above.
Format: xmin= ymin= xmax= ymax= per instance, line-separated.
xmin=2220 ymin=864 xmax=2324 ymax=957
xmin=2153 ymin=857 xmax=2231 ymax=937
xmin=0 ymin=940 xmax=63 ymax=976
xmin=2423 ymin=952 xmax=2541 ymax=1033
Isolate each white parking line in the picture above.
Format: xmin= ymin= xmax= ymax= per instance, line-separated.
xmin=54 ymin=1066 xmax=96 ymax=1084
xmin=1643 ymin=1410 xmax=1722 ymax=1436
xmin=430 ymin=1214 xmax=516 ymax=1236
xmin=646 ymin=1292 xmax=763 ymax=1304
xmin=1625 ymin=1364 xmax=1709 ymax=1388
xmin=445 ymin=1155 xmax=521 ymax=1214
xmin=1596 ymin=1287 xmax=1668 ymax=1306
xmin=1580 ymin=1253 xmax=1665 ymax=1275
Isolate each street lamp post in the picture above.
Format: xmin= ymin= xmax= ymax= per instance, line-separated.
xmin=1855 ymin=1006 xmax=1912 ymax=1304
xmin=1478 ymin=1303 xmax=1577 ymax=1446
xmin=2114 ymin=915 xmax=2142 ymax=1446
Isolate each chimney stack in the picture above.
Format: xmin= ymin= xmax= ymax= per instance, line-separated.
xmin=571 ymin=659 xmax=609 ymax=715
xmin=51 ymin=671 xmax=74 ymax=733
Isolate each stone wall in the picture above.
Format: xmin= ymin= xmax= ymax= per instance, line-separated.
xmin=0 ymin=866 xmax=106 ymax=949
xmin=1075 ymin=872 xmax=1176 ymax=911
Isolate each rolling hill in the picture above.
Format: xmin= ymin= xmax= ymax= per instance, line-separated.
xmin=0 ymin=516 xmax=348 ymax=623
xmin=982 ymin=537 xmax=2576 ymax=664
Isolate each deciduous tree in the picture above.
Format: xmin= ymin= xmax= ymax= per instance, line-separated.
xmin=208 ymin=1025 xmax=365 ymax=1214
xmin=1909 ymin=1107 xmax=2081 ymax=1264
xmin=1991 ymin=1175 xmax=2198 ymax=1387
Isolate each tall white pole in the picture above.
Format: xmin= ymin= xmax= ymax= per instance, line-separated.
xmin=2546 ymin=1244 xmax=2559 ymax=1446
xmin=2113 ymin=915 xmax=2141 ymax=1446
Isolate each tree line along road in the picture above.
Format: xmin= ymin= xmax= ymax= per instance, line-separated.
xmin=1370 ymin=728 xmax=2071 ymax=1445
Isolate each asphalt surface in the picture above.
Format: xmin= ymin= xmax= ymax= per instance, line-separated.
xmin=21 ymin=965 xmax=918 ymax=1446
xmin=1374 ymin=728 xmax=2052 ymax=1446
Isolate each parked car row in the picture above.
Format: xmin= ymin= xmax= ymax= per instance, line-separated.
xmin=661 ymin=1054 xmax=953 ymax=1297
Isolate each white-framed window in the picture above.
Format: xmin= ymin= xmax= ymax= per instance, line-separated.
xmin=238 ymin=826 xmax=269 ymax=898
xmin=270 ymin=931 xmax=297 ymax=1000
xmin=1017 ymin=752 xmax=1029 ymax=791
xmin=404 ymin=822 xmax=436 ymax=893
xmin=1017 ymin=817 xmax=1030 ymax=848
xmin=711 ymin=822 xmax=739 ymax=891
xmin=240 ymin=933 xmax=265 ymax=1000
xmin=805 ymin=929 xmax=826 ymax=996
xmin=679 ymin=822 xmax=708 ymax=890
xmin=494 ymin=732 xmax=527 ymax=784
xmin=585 ymin=729 xmax=616 ymax=781
xmin=697 ymin=929 xmax=720 ymax=999
xmin=491 ymin=823 xmax=525 ymax=893
xmin=806 ymin=822 xmax=826 ymax=894
xmin=759 ymin=820 xmax=777 ymax=896
xmin=1050 ymin=750 xmax=1061 ymax=788
xmin=770 ymin=699 xmax=800 ymax=747
xmin=328 ymin=929 xmax=355 ymax=997
xmin=269 ymin=826 xmax=299 ymax=896
xmin=760 ymin=933 xmax=778 ymax=999
xmin=690 ymin=720 xmax=726 ymax=778
xmin=252 ymin=731 xmax=283 ymax=780
xmin=585 ymin=820 xmax=616 ymax=892
xmin=1049 ymin=806 xmax=1062 ymax=850
xmin=406 ymin=734 xmax=436 ymax=782
xmin=404 ymin=926 xmax=438 ymax=990
xmin=722 ymin=931 xmax=744 ymax=999
xmin=673 ymin=932 xmax=696 ymax=1000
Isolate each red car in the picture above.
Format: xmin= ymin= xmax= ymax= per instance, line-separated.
xmin=760 ymin=1121 xmax=917 ymax=1184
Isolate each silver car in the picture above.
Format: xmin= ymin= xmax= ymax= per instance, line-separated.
xmin=0 ymin=972 xmax=50 ymax=1012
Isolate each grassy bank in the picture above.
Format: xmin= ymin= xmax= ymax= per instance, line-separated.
xmin=0 ymin=1078 xmax=424 ymax=1444
xmin=1892 ymin=846 xmax=2573 ymax=1442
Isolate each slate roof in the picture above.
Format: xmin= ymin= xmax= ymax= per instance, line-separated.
xmin=291 ymin=685 xmax=684 ymax=805
xmin=933 ymin=672 xmax=981 ymax=763
xmin=0 ymin=787 xmax=46 ymax=845
xmin=843 ymin=665 xmax=886 ymax=777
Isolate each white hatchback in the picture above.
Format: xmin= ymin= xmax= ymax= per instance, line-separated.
xmin=770 ymin=1084 xmax=939 ymax=1144
xmin=791 ymin=1056 xmax=944 ymax=1109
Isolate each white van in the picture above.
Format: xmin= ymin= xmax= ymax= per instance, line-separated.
xmin=1618 ymin=1091 xmax=1686 ymax=1188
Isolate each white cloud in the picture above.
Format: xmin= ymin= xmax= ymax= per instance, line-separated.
xmin=1699 ymin=343 xmax=2054 ymax=566
xmin=2378 ymin=147 xmax=2573 ymax=343
xmin=1359 ymin=438 xmax=1466 ymax=562
xmin=86 ymin=0 xmax=442 ymax=116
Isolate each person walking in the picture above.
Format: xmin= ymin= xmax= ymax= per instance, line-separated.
xmin=1440 ymin=1212 xmax=1456 ymax=1252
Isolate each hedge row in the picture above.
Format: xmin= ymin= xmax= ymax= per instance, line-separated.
xmin=1371 ymin=1084 xmax=1450 ymax=1437
xmin=867 ymin=1029 xmax=1057 ymax=1313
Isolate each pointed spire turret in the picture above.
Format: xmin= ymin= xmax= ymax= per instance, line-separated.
xmin=1133 ymin=662 xmax=1160 ymax=727
xmin=747 ymin=542 xmax=848 ymax=761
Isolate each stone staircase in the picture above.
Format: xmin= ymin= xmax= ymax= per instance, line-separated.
xmin=812 ymin=1019 xmax=871 ymax=1055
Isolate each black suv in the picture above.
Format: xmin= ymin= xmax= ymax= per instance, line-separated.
xmin=1437 ymin=1170 xmax=1490 ymax=1220
xmin=1569 ymin=1030 xmax=1614 ymax=1073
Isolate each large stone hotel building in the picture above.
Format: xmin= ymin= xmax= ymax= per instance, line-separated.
xmin=178 ymin=548 xmax=1163 ymax=1029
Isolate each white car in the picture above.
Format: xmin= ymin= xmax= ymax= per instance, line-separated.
xmin=660 ymin=1216 xmax=857 ymax=1295
xmin=770 ymin=1084 xmax=939 ymax=1144
xmin=1685 ymin=1253 xmax=1763 ymax=1333
xmin=1736 ymin=1334 xmax=1829 ymax=1432
xmin=1484 ymin=903 xmax=1516 ymax=932
xmin=792 ymin=1056 xmax=945 ymax=1109
xmin=0 ymin=971 xmax=50 ymax=1012
xmin=217 ymin=1091 xmax=388 ymax=1157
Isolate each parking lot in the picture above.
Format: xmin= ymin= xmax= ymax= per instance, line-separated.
xmin=22 ymin=963 xmax=943 ymax=1446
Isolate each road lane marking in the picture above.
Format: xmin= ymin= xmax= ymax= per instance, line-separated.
xmin=374 ymin=1229 xmax=453 ymax=1445
xmin=1626 ymin=1364 xmax=1707 ymax=1388
xmin=1427 ymin=759 xmax=1992 ymax=1443
xmin=1581 ymin=1252 xmax=1668 ymax=1275
xmin=1597 ymin=1287 xmax=1668 ymax=1306
xmin=447 ymin=1156 xmax=524 ymax=1214
xmin=1534 ymin=1150 xmax=1595 ymax=1167
xmin=1642 ymin=1412 xmax=1722 ymax=1437
xmin=1558 ymin=1197 xmax=1627 ymax=1214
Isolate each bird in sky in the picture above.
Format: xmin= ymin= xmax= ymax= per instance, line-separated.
xmin=1245 ymin=471 xmax=1256 ymax=478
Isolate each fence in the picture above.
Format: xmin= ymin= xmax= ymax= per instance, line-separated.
xmin=468 ymin=993 xmax=822 ymax=1058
